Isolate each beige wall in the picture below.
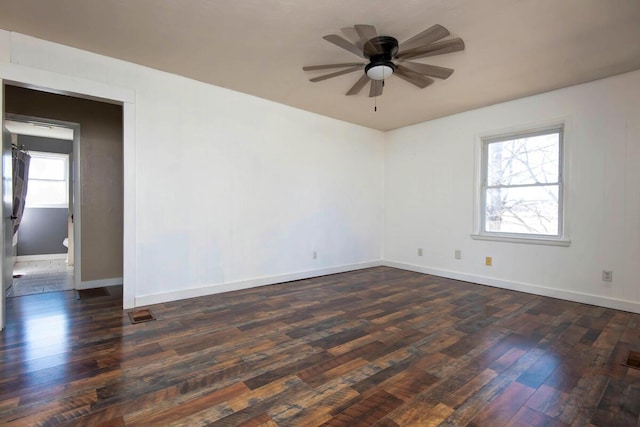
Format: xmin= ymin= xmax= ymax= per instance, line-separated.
xmin=5 ymin=85 xmax=123 ymax=282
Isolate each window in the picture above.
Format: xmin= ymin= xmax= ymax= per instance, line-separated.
xmin=25 ymin=151 xmax=69 ymax=208
xmin=476 ymin=125 xmax=568 ymax=244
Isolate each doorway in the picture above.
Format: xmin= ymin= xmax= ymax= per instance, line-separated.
xmin=0 ymin=65 xmax=136 ymax=331
xmin=3 ymin=84 xmax=125 ymax=298
xmin=4 ymin=115 xmax=79 ymax=297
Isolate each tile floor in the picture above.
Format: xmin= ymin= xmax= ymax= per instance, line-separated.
xmin=6 ymin=259 xmax=74 ymax=297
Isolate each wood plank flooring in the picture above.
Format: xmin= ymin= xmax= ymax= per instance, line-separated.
xmin=1 ymin=266 xmax=639 ymax=426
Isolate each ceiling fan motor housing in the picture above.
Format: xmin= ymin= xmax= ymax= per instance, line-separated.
xmin=364 ymin=36 xmax=399 ymax=80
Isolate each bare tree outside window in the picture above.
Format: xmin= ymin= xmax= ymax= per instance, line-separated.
xmin=482 ymin=128 xmax=562 ymax=236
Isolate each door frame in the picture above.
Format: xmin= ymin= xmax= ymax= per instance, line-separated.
xmin=0 ymin=63 xmax=136 ymax=330
xmin=6 ymin=113 xmax=81 ymax=287
xmin=1 ymin=86 xmax=9 ymax=330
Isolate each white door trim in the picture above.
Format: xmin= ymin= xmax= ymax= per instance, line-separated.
xmin=1 ymin=81 xmax=8 ymax=330
xmin=0 ymin=62 xmax=136 ymax=309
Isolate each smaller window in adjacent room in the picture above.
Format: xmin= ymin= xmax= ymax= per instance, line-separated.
xmin=25 ymin=151 xmax=69 ymax=208
xmin=479 ymin=125 xmax=564 ymax=241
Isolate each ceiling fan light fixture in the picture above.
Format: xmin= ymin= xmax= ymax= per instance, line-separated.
xmin=365 ymin=61 xmax=395 ymax=80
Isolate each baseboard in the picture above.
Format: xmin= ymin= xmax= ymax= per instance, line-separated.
xmin=135 ymin=260 xmax=383 ymax=307
xmin=16 ymin=253 xmax=67 ymax=262
xmin=382 ymin=260 xmax=640 ymax=314
xmin=76 ymin=277 xmax=123 ymax=290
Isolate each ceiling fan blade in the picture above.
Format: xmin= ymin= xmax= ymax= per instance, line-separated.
xmin=309 ymin=65 xmax=364 ymax=82
xmin=323 ymin=34 xmax=365 ymax=58
xmin=397 ymin=38 xmax=465 ymax=60
xmin=303 ymin=62 xmax=364 ymax=71
xmin=399 ymin=62 xmax=454 ymax=79
xmin=354 ymin=24 xmax=378 ymax=44
xmin=346 ymin=74 xmax=370 ymax=95
xmin=395 ymin=65 xmax=434 ymax=88
xmin=341 ymin=27 xmax=364 ymax=48
xmin=356 ymin=25 xmax=384 ymax=57
xmin=400 ymin=24 xmax=450 ymax=51
xmin=369 ymin=80 xmax=383 ymax=97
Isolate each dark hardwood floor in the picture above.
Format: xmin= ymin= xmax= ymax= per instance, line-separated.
xmin=1 ymin=266 xmax=639 ymax=426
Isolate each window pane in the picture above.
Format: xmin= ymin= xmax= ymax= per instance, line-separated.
xmin=485 ymin=185 xmax=559 ymax=235
xmin=29 ymin=156 xmax=66 ymax=180
xmin=487 ymin=133 xmax=559 ymax=186
xmin=25 ymin=180 xmax=68 ymax=207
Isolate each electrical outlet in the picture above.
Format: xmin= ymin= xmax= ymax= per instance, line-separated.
xmin=313 ymin=251 xmax=317 ymax=260
xmin=418 ymin=248 xmax=423 ymax=256
xmin=602 ymin=270 xmax=613 ymax=282
xmin=485 ymin=256 xmax=492 ymax=266
xmin=455 ymin=249 xmax=461 ymax=259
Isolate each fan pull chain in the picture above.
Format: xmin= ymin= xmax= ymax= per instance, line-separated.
xmin=374 ymin=79 xmax=385 ymax=112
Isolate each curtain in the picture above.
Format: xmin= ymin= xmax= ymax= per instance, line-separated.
xmin=12 ymin=149 xmax=30 ymax=236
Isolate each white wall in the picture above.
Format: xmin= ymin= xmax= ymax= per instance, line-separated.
xmin=384 ymin=70 xmax=640 ymax=313
xmin=132 ymin=77 xmax=384 ymax=303
xmin=2 ymin=31 xmax=384 ymax=306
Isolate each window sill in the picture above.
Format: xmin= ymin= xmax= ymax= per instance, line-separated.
xmin=471 ymin=233 xmax=571 ymax=247
xmin=26 ymin=205 xmax=69 ymax=209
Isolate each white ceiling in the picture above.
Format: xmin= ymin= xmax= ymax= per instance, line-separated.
xmin=1 ymin=0 xmax=639 ymax=131
xmin=5 ymin=120 xmax=74 ymax=140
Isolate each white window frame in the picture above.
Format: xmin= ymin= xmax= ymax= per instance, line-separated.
xmin=25 ymin=151 xmax=69 ymax=209
xmin=472 ymin=123 xmax=571 ymax=247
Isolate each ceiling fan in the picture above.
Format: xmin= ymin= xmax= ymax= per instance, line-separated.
xmin=303 ymin=24 xmax=464 ymax=97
